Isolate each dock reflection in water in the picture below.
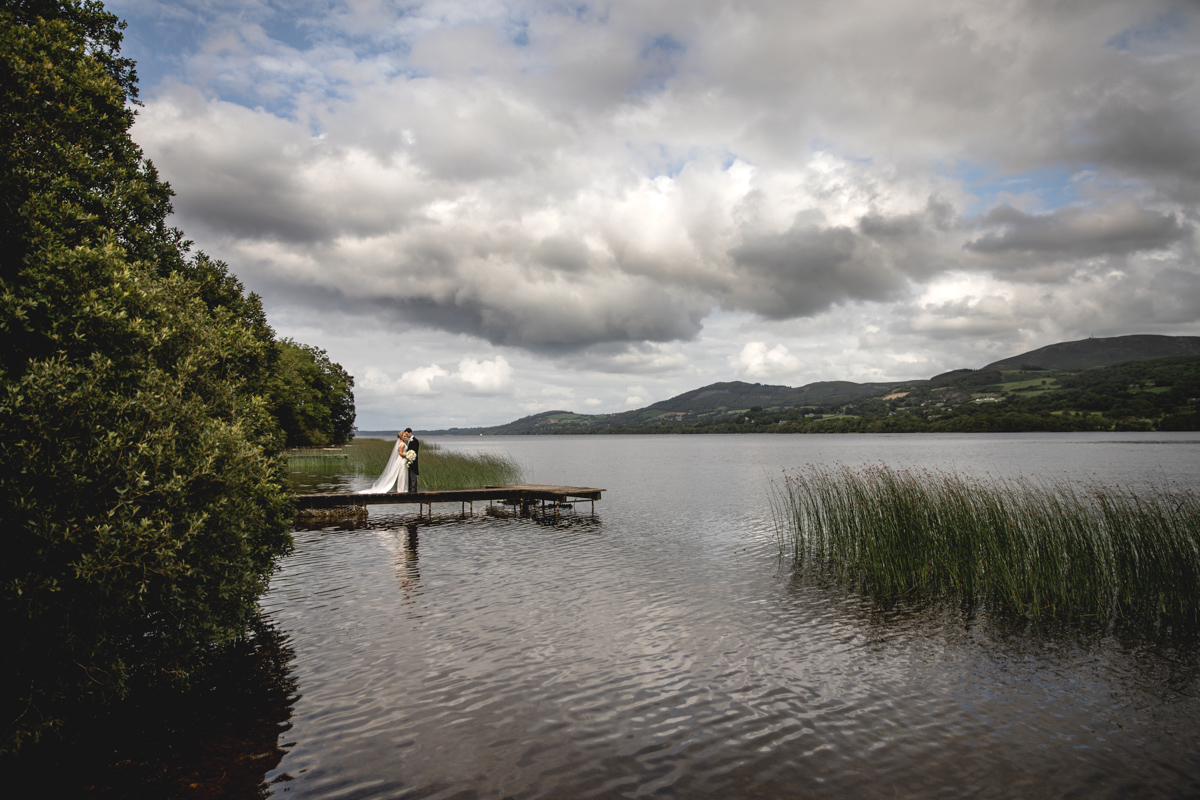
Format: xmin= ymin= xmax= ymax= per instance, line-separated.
xmin=266 ymin=434 xmax=1200 ymax=799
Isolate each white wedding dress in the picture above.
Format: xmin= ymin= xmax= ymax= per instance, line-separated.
xmin=358 ymin=442 xmax=409 ymax=494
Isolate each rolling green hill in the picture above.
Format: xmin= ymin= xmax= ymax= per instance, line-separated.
xmin=421 ymin=334 xmax=1200 ymax=435
xmin=983 ymin=334 xmax=1200 ymax=371
xmin=633 ymin=380 xmax=900 ymax=416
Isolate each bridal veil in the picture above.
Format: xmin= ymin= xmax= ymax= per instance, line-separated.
xmin=358 ymin=441 xmax=408 ymax=494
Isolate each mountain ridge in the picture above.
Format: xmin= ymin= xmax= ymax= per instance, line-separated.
xmin=983 ymin=334 xmax=1200 ymax=371
xmin=420 ymin=334 xmax=1200 ymax=435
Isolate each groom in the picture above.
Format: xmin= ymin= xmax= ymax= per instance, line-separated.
xmin=403 ymin=428 xmax=420 ymax=493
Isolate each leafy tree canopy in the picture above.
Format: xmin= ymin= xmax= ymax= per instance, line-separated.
xmin=0 ymin=1 xmax=298 ymax=754
xmin=271 ymin=339 xmax=356 ymax=447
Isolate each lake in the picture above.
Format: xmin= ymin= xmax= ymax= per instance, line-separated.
xmin=264 ymin=432 xmax=1200 ymax=798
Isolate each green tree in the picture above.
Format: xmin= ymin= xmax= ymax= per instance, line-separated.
xmin=1160 ymin=412 xmax=1200 ymax=431
xmin=270 ymin=339 xmax=356 ymax=447
xmin=1 ymin=1 xmax=292 ymax=753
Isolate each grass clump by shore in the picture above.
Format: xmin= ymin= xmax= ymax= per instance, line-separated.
xmin=771 ymin=464 xmax=1200 ymax=625
xmin=291 ymin=438 xmax=523 ymax=490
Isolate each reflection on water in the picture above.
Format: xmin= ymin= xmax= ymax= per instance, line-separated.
xmin=19 ymin=622 xmax=298 ymax=800
xmin=260 ymin=434 xmax=1200 ymax=799
xmin=35 ymin=434 xmax=1193 ymax=796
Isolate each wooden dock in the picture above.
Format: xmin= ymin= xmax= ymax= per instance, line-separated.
xmin=294 ymin=484 xmax=604 ymax=517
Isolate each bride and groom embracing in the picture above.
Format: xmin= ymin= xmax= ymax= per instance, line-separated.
xmin=359 ymin=429 xmax=420 ymax=494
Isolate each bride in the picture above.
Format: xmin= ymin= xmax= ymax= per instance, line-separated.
xmin=358 ymin=432 xmax=411 ymax=494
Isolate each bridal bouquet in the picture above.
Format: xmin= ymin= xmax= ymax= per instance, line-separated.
xmin=405 ymin=449 xmax=417 ymax=464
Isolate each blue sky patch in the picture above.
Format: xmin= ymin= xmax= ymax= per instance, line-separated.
xmin=1107 ymin=7 xmax=1189 ymax=52
xmin=948 ymin=161 xmax=1098 ymax=217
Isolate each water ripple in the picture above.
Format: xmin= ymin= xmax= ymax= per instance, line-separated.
xmin=261 ymin=435 xmax=1200 ymax=799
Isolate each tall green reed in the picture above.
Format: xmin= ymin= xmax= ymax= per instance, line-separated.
xmin=771 ymin=464 xmax=1200 ymax=625
xmin=289 ymin=438 xmax=523 ymax=490
xmin=418 ymin=446 xmax=523 ymax=491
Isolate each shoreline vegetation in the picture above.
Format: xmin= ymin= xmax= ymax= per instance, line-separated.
xmin=771 ymin=464 xmax=1200 ymax=625
xmin=2 ymin=2 xmax=351 ymax=756
xmin=289 ymin=439 xmax=524 ymax=492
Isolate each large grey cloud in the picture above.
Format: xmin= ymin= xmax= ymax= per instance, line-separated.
xmin=124 ymin=0 xmax=1200 ymax=363
xmin=966 ymin=202 xmax=1186 ymax=258
xmin=727 ymin=220 xmax=899 ymax=318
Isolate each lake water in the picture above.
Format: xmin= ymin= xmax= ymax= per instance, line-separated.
xmin=264 ymin=433 xmax=1200 ymax=799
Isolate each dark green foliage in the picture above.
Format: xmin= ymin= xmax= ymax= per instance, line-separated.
xmin=270 ymin=339 xmax=356 ymax=447
xmin=640 ymin=379 xmax=894 ymax=414
xmin=0 ymin=1 xmax=178 ymax=302
xmin=1160 ymin=413 xmax=1200 ymax=431
xmin=0 ymin=3 xmax=293 ymax=753
xmin=928 ymin=368 xmax=972 ymax=385
xmin=984 ymin=334 xmax=1200 ymax=370
xmin=1 ymin=1 xmax=137 ymax=102
xmin=11 ymin=620 xmax=297 ymax=798
xmin=929 ymin=369 xmax=1002 ymax=388
xmin=1058 ymin=355 xmax=1200 ymax=393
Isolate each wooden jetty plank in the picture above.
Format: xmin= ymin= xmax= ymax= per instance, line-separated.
xmin=484 ymin=484 xmax=603 ymax=501
xmin=293 ymin=484 xmax=603 ymax=510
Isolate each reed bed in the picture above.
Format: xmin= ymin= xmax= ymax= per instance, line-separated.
xmin=291 ymin=438 xmax=523 ymax=490
xmin=285 ymin=447 xmax=349 ymax=461
xmin=417 ymin=445 xmax=524 ymax=491
xmin=771 ymin=464 xmax=1200 ymax=625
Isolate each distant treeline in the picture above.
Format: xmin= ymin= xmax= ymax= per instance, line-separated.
xmin=468 ymin=356 xmax=1200 ymax=435
xmin=594 ymin=409 xmax=1124 ymax=435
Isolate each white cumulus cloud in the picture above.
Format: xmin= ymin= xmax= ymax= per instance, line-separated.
xmin=731 ymin=342 xmax=804 ymax=381
xmin=399 ymin=364 xmax=452 ymax=395
xmin=457 ymin=356 xmax=514 ymax=393
xmin=385 ymin=356 xmax=515 ymax=399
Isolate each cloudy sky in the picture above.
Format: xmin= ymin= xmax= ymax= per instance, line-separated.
xmin=111 ymin=0 xmax=1200 ymax=430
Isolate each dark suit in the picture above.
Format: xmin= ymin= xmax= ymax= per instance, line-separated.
xmin=407 ymin=436 xmax=420 ymax=493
